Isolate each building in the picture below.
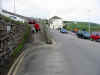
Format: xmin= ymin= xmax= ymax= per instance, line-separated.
xmin=1 ymin=10 xmax=29 ymax=23
xmin=49 ymin=16 xmax=63 ymax=29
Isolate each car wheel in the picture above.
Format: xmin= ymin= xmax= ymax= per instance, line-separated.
xmin=96 ymin=39 xmax=100 ymax=42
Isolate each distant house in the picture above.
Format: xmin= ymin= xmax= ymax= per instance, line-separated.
xmin=49 ymin=16 xmax=63 ymax=29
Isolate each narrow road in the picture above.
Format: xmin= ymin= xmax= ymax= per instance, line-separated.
xmin=16 ymin=30 xmax=100 ymax=75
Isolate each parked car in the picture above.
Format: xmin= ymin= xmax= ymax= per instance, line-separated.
xmin=90 ymin=32 xmax=97 ymax=40
xmin=90 ymin=33 xmax=100 ymax=42
xmin=82 ymin=31 xmax=90 ymax=39
xmin=60 ymin=28 xmax=68 ymax=33
xmin=76 ymin=30 xmax=83 ymax=38
xmin=76 ymin=30 xmax=90 ymax=39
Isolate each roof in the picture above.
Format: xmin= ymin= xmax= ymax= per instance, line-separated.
xmin=50 ymin=16 xmax=62 ymax=20
xmin=2 ymin=9 xmax=31 ymax=20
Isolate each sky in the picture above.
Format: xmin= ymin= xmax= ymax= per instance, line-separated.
xmin=2 ymin=0 xmax=100 ymax=23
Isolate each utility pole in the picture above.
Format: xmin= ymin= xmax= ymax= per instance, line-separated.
xmin=89 ymin=22 xmax=91 ymax=34
xmin=13 ymin=0 xmax=16 ymax=13
xmin=88 ymin=9 xmax=91 ymax=34
xmin=0 ymin=0 xmax=2 ymax=13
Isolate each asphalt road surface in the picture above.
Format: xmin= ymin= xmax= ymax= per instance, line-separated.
xmin=16 ymin=30 xmax=100 ymax=75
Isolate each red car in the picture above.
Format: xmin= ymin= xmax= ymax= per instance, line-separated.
xmin=90 ymin=33 xmax=100 ymax=42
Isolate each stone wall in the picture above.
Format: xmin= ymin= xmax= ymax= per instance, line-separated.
xmin=0 ymin=14 xmax=28 ymax=65
xmin=0 ymin=19 xmax=9 ymax=64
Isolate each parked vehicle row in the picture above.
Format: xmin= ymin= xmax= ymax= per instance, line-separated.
xmin=76 ymin=30 xmax=100 ymax=42
xmin=59 ymin=28 xmax=100 ymax=43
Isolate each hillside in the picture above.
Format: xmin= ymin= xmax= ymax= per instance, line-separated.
xmin=63 ymin=21 xmax=100 ymax=32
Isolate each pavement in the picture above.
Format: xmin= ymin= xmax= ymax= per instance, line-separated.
xmin=15 ymin=30 xmax=100 ymax=75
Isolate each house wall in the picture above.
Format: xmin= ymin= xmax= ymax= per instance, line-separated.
xmin=50 ymin=19 xmax=63 ymax=29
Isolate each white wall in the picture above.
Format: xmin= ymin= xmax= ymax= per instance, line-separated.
xmin=50 ymin=19 xmax=63 ymax=29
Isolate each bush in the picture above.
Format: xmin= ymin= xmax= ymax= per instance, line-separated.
xmin=12 ymin=24 xmax=31 ymax=57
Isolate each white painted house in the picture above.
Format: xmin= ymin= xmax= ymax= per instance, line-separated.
xmin=49 ymin=16 xmax=63 ymax=29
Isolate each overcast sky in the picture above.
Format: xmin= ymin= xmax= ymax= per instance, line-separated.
xmin=2 ymin=0 xmax=100 ymax=23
